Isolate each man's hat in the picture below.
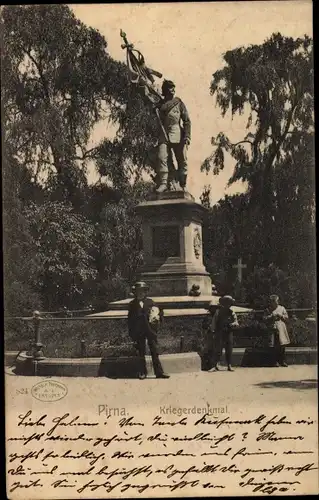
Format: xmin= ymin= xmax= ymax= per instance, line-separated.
xmin=132 ymin=281 xmax=149 ymax=291
xmin=219 ymin=295 xmax=236 ymax=306
xmin=162 ymin=79 xmax=175 ymax=91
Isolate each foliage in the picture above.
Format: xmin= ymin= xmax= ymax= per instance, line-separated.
xmin=201 ymin=33 xmax=315 ymax=307
xmin=2 ymin=5 xmax=158 ymax=315
xmin=95 ymin=92 xmax=159 ymax=188
xmin=25 ymin=201 xmax=97 ymax=309
xmin=3 ymin=4 xmax=159 ymax=202
xmin=243 ymin=264 xmax=316 ymax=309
xmin=3 ymin=7 xmax=315 ymax=321
xmin=5 ymin=314 xmax=316 ymax=357
xmin=200 ymin=185 xmax=211 ymax=208
xmin=92 ymin=182 xmax=151 ymax=307
xmin=202 ymin=33 xmax=314 ymax=265
xmin=2 ymin=150 xmax=43 ymax=316
xmin=202 ymin=33 xmax=313 ymax=181
xmin=1 ymin=4 xmax=128 ymax=205
xmin=202 ymin=192 xmax=316 ymax=307
xmin=203 ymin=193 xmax=257 ymax=270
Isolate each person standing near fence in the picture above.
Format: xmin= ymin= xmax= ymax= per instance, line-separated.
xmin=263 ymin=294 xmax=290 ymax=367
xmin=127 ymin=281 xmax=170 ymax=380
xmin=200 ymin=313 xmax=215 ymax=371
xmin=202 ymin=295 xmax=239 ymax=372
xmin=211 ymin=295 xmax=239 ymax=372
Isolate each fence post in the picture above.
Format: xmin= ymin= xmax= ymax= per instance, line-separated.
xmin=80 ymin=340 xmax=86 ymax=358
xmin=63 ymin=306 xmax=72 ymax=318
xmin=32 ymin=310 xmax=45 ymax=375
xmin=180 ymin=336 xmax=184 ymax=353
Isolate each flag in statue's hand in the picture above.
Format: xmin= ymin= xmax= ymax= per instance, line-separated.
xmin=120 ymin=30 xmax=163 ymax=106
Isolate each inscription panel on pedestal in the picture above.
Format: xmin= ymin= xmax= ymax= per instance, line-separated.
xmin=152 ymin=225 xmax=180 ymax=258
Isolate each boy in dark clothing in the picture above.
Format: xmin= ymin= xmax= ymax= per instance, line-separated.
xmin=211 ymin=295 xmax=239 ymax=372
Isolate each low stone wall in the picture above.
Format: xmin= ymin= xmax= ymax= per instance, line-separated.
xmin=6 ymin=347 xmax=317 ymax=377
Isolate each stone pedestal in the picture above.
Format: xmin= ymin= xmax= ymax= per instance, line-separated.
xmin=135 ymin=191 xmax=212 ymax=296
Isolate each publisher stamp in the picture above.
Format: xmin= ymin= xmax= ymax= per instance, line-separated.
xmin=31 ymin=380 xmax=68 ymax=402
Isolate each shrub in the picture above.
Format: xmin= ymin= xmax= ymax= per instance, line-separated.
xmin=5 ymin=312 xmax=316 ymax=357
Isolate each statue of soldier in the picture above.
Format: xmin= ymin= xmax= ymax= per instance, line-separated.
xmin=155 ymin=80 xmax=191 ymax=192
xmin=120 ymin=32 xmax=191 ymax=192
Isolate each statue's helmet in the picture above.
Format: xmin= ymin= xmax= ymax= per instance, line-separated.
xmin=162 ymin=79 xmax=175 ymax=94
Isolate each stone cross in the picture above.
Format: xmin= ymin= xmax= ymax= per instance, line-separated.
xmin=232 ymin=257 xmax=247 ymax=283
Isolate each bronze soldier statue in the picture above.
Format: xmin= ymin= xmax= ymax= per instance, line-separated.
xmin=155 ymin=79 xmax=191 ymax=192
xmin=120 ymin=31 xmax=191 ymax=193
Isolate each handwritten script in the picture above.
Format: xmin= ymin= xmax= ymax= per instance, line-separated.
xmin=6 ymin=409 xmax=318 ymax=497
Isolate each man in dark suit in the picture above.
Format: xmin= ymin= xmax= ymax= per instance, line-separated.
xmin=127 ymin=281 xmax=170 ymax=380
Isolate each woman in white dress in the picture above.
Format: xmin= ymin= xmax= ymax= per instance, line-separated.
xmin=263 ymin=294 xmax=290 ymax=367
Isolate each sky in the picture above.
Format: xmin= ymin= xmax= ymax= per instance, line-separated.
xmin=71 ymin=1 xmax=312 ymax=204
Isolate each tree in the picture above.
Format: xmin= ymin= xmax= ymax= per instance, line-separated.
xmin=243 ymin=264 xmax=316 ymax=310
xmin=91 ymin=181 xmax=152 ymax=308
xmin=200 ymin=185 xmax=211 ymax=208
xmin=2 ymin=4 xmax=161 ymax=210
xmin=202 ymin=193 xmax=257 ymax=297
xmin=202 ymin=191 xmax=316 ymax=307
xmin=202 ymin=33 xmax=314 ymax=266
xmin=2 ymin=5 xmax=127 ymax=206
xmin=2 ymin=5 xmax=161 ymax=314
xmin=94 ymin=84 xmax=160 ymax=193
xmin=25 ymin=201 xmax=97 ymax=310
xmin=3 ymin=149 xmax=43 ymax=315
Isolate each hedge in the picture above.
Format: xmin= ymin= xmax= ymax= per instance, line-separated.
xmin=5 ymin=312 xmax=317 ymax=358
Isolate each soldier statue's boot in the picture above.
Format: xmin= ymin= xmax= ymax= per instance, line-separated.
xmin=179 ymin=171 xmax=187 ymax=191
xmin=156 ymin=172 xmax=168 ymax=193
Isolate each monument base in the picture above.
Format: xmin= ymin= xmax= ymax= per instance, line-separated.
xmin=138 ymin=271 xmax=212 ymax=296
xmin=136 ymin=190 xmax=212 ymax=297
xmin=91 ymin=295 xmax=251 ymax=317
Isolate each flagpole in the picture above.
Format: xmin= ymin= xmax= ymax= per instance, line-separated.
xmin=120 ymin=30 xmax=171 ymax=146
xmin=155 ymin=108 xmax=170 ymax=145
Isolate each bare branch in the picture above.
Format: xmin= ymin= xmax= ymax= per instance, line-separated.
xmin=74 ymin=146 xmax=100 ymax=161
xmin=232 ymin=140 xmax=253 ymax=147
xmin=16 ymin=136 xmax=34 ymax=153
xmin=22 ymin=47 xmax=51 ymax=101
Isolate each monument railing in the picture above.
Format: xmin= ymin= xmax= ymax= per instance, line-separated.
xmin=5 ymin=308 xmax=316 ymax=367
